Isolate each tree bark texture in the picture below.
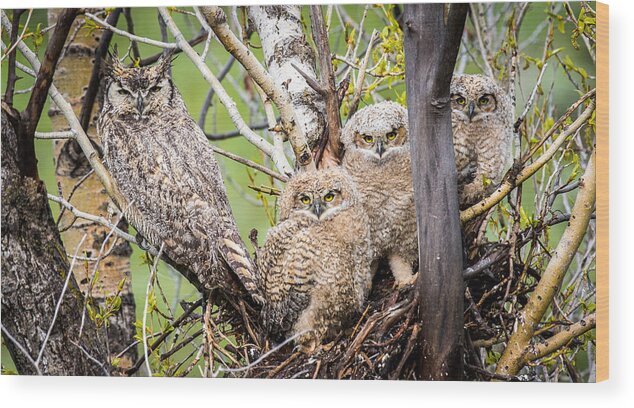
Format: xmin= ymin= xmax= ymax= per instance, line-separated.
xmin=1 ymin=107 xmax=109 ymax=376
xmin=309 ymin=5 xmax=343 ymax=168
xmin=47 ymin=9 xmax=137 ymax=370
xmin=403 ymin=3 xmax=468 ymax=380
xmin=248 ymin=6 xmax=326 ymax=149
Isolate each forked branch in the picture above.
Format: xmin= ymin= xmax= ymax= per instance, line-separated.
xmin=199 ymin=6 xmax=315 ymax=171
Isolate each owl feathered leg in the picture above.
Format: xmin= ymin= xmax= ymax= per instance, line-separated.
xmin=292 ymin=286 xmax=354 ymax=354
xmin=388 ymin=254 xmax=418 ymax=288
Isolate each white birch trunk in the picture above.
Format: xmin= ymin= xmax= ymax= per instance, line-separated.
xmin=248 ymin=6 xmax=325 ymax=149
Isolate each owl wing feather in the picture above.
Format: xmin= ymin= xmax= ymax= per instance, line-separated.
xmin=160 ymin=115 xmax=262 ymax=300
xmin=259 ymin=221 xmax=314 ymax=340
xmin=102 ymin=113 xmax=261 ymax=302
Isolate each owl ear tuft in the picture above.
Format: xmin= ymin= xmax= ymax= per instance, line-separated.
xmin=102 ymin=44 xmax=125 ymax=79
xmin=156 ymin=50 xmax=177 ymax=77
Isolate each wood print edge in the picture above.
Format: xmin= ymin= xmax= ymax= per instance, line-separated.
xmin=596 ymin=0 xmax=609 ymax=383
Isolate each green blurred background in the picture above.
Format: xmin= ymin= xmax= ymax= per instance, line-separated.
xmin=1 ymin=4 xmax=595 ymax=377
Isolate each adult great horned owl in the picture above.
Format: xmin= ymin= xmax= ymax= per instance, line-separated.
xmin=97 ymin=51 xmax=261 ymax=303
xmin=451 ymin=74 xmax=514 ymax=209
xmin=258 ymin=168 xmax=373 ymax=352
xmin=341 ymin=101 xmax=418 ymax=288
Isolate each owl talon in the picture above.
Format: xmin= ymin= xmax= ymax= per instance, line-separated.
xmin=135 ymin=233 xmax=151 ymax=251
xmin=321 ymin=340 xmax=337 ymax=352
xmin=296 ymin=334 xmax=319 ymax=355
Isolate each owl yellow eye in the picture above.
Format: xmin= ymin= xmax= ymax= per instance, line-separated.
xmin=324 ymin=193 xmax=335 ymax=202
xmin=118 ymin=88 xmax=130 ymax=96
xmin=149 ymin=85 xmax=162 ymax=92
xmin=386 ymin=131 xmax=397 ymax=141
xmin=363 ymin=135 xmax=374 ymax=144
xmin=455 ymin=96 xmax=466 ymax=105
xmin=478 ymin=96 xmax=490 ymax=106
xmin=300 ymin=195 xmax=311 ymax=205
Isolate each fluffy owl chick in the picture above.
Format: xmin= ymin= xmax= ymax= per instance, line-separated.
xmin=451 ymin=74 xmax=514 ymax=209
xmin=258 ymin=168 xmax=373 ymax=352
xmin=97 ymin=51 xmax=262 ymax=303
xmin=341 ymin=101 xmax=418 ymax=288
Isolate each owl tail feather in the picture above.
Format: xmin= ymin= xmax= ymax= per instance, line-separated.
xmin=219 ymin=231 xmax=265 ymax=306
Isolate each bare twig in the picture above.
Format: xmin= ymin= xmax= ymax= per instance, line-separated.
xmin=198 ymin=56 xmax=236 ymax=130
xmin=85 ymin=12 xmax=177 ymax=49
xmin=47 ymin=194 xmax=147 ymax=253
xmin=156 ymin=8 xmax=293 ymax=176
xmin=204 ymin=121 xmax=270 ymax=140
xmin=514 ymin=63 xmax=548 ymax=132
xmin=525 ymin=313 xmax=596 ymax=363
xmin=124 ymin=298 xmax=203 ymax=376
xmin=143 ymin=243 xmax=165 ymax=376
xmin=1 ymin=8 xmax=31 ymax=63
xmin=213 ymin=331 xmax=307 ymax=376
xmin=496 ymin=148 xmax=596 ymax=377
xmin=461 ymin=98 xmax=595 ymax=223
xmin=78 ymin=8 xmax=122 ymax=131
xmin=3 ymin=9 xmax=26 ymax=106
xmin=122 ymin=8 xmax=140 ymax=60
xmin=469 ymin=4 xmax=495 ymax=78
xmin=199 ymin=6 xmax=315 ymax=171
xmin=348 ymin=30 xmax=379 ymax=118
xmin=211 ymin=145 xmax=289 ymax=183
xmin=35 ymin=130 xmax=76 ymax=139
xmin=135 ymin=32 xmax=206 ymax=67
xmin=36 ymin=234 xmax=87 ymax=365
xmin=0 ymin=324 xmax=42 ymax=375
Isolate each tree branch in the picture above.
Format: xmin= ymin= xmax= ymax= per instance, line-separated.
xmin=156 ymin=8 xmax=293 ymax=176
xmin=496 ymin=148 xmax=596 ymax=377
xmin=461 ymin=98 xmax=595 ymax=223
xmin=210 ymin=145 xmax=289 ymax=183
xmin=524 ymin=313 xmax=596 ymax=363
xmin=47 ymin=193 xmax=146 ymax=253
xmin=310 ymin=5 xmax=343 ymax=168
xmin=469 ymin=4 xmax=495 ymax=78
xmin=2 ymin=11 xmax=129 ymax=211
xmin=135 ymin=32 xmax=206 ymax=67
xmin=198 ymin=56 xmax=235 ymax=130
xmin=78 ymin=8 xmax=121 ymax=131
xmin=3 ymin=9 xmax=25 ymax=107
xmin=85 ymin=12 xmax=177 ymax=49
xmin=20 ymin=8 xmax=78 ymax=178
xmin=199 ymin=6 xmax=315 ymax=171
xmin=347 ymin=30 xmax=379 ymax=118
xmin=123 ymin=8 xmax=140 ymax=60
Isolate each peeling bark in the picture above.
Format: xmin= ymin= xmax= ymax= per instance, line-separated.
xmin=47 ymin=9 xmax=137 ymax=370
xmin=1 ymin=107 xmax=109 ymax=376
xmin=248 ymin=6 xmax=326 ymax=149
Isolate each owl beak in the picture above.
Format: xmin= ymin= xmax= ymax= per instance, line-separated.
xmin=467 ymin=101 xmax=476 ymax=120
xmin=136 ymin=94 xmax=145 ymax=116
xmin=312 ymin=200 xmax=324 ymax=219
xmin=375 ymin=140 xmax=385 ymax=158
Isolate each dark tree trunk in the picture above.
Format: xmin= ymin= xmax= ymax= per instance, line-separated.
xmin=1 ymin=107 xmax=109 ymax=376
xmin=403 ymin=3 xmax=468 ymax=380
